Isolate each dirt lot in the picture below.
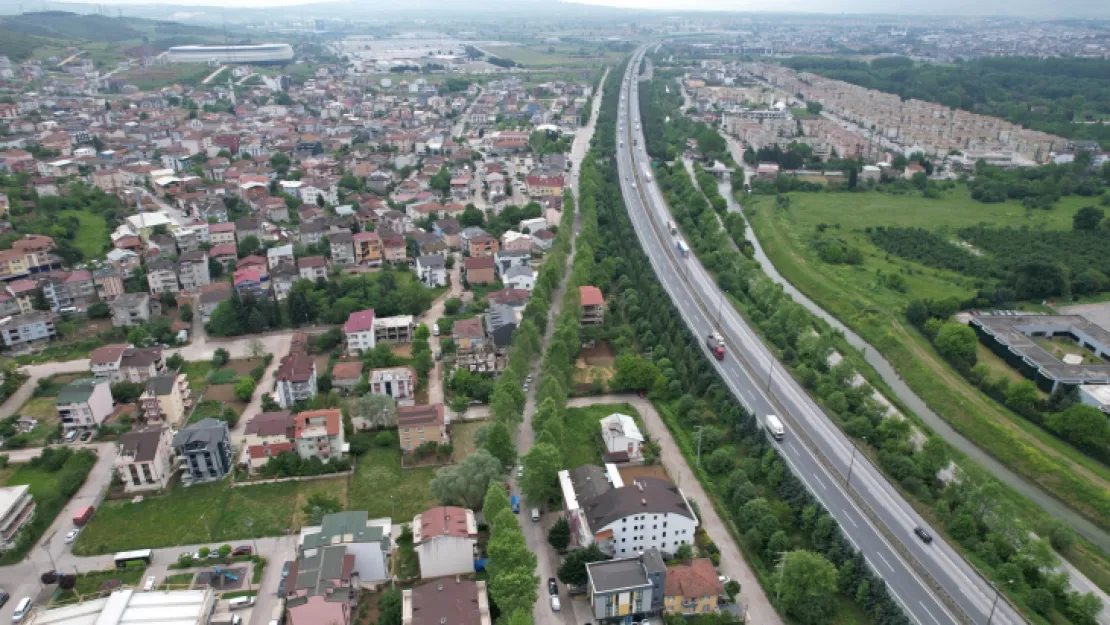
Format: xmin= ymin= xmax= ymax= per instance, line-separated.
xmin=579 ymin=342 xmax=615 ymax=365
xmin=313 ymin=354 xmax=332 ymax=375
xmin=618 ymin=464 xmax=670 ymax=484
xmin=225 ymin=359 xmax=264 ymax=375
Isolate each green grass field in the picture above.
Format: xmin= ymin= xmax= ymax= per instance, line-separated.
xmin=745 ymin=189 xmax=1110 ymax=537
xmin=347 ymin=445 xmax=436 ymax=522
xmin=59 ymin=210 xmax=109 ymax=260
xmin=72 ymin=477 xmax=346 ymax=555
xmin=12 ymin=397 xmax=62 ymax=445
xmin=484 ymin=45 xmax=621 ymax=69
xmin=563 ymin=402 xmax=642 ymax=469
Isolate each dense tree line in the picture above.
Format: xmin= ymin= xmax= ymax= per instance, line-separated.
xmin=783 ymin=55 xmax=1110 ymax=144
xmin=868 ymin=226 xmax=992 ymax=277
xmin=640 ymin=71 xmax=1101 ymax=622
xmin=638 ymin=71 xmax=728 ymax=163
xmin=967 ymin=156 xmax=1110 ymax=210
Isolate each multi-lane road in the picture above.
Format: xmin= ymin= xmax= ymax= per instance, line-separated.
xmin=614 ymin=50 xmax=1024 ymax=625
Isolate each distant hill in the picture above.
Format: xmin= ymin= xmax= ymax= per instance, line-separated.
xmin=0 ymin=11 xmax=227 ymax=62
xmin=0 ymin=11 xmax=222 ymax=44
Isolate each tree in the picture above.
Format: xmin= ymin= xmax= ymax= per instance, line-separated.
xmin=557 ymin=544 xmax=609 ymax=587
xmin=248 ymin=339 xmax=266 ymax=360
xmin=705 ymin=447 xmax=735 ymax=475
xmin=520 ymin=442 xmax=561 ymax=504
xmin=1004 ymin=380 xmax=1040 ymax=416
xmin=349 ymin=392 xmax=398 ymax=429
xmin=1073 ymin=206 xmax=1104 ymax=231
xmin=212 ymin=348 xmax=230 ymax=367
xmin=430 ymin=166 xmax=451 ymax=195
xmin=488 ymin=568 xmax=538 ymax=617
xmin=933 ymin=323 xmax=978 ymax=371
xmin=110 ymin=381 xmax=144 ymax=404
xmin=725 ymin=580 xmax=741 ymax=602
xmin=428 ymin=448 xmax=502 ymax=509
xmin=1046 ymin=403 xmax=1110 ymax=449
xmin=234 ymin=377 xmax=256 ymax=401
xmin=483 ymin=480 xmax=511 ymax=523
xmin=777 ymin=551 xmax=838 ymax=625
xmin=548 ymin=517 xmax=571 ymax=552
xmin=487 ymin=523 xmax=536 ymax=577
xmin=611 ymin=353 xmax=661 ymax=392
xmin=482 ymin=420 xmax=517 ymax=469
xmin=303 ymin=492 xmax=343 ymax=525
xmin=237 ymin=235 xmax=261 ymax=258
xmin=87 ymin=301 xmax=111 ymax=319
xmin=378 ymin=588 xmax=403 ymax=625
xmin=180 ymin=303 xmax=193 ymax=322
xmin=218 ymin=544 xmax=232 ymax=558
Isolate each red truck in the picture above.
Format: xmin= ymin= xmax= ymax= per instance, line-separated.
xmin=706 ymin=332 xmax=725 ymax=360
xmin=72 ymin=505 xmax=95 ymax=527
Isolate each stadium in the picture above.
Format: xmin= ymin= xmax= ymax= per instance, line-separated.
xmin=166 ymin=43 xmax=294 ymax=64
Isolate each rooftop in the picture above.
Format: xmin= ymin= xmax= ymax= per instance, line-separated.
xmin=586 ymin=557 xmax=652 ymax=594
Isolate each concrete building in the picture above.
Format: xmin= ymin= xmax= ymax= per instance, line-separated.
xmin=579 ymin=286 xmax=604 ymax=326
xmin=585 ymin=550 xmax=666 ymax=622
xmin=0 ymin=310 xmax=56 ymax=350
xmin=971 ymin=314 xmax=1110 ymax=392
xmin=114 ymin=427 xmax=175 ymax=493
xmin=294 ymin=409 xmax=348 ymax=462
xmin=397 ymin=404 xmax=448 ymax=453
xmin=344 ymin=309 xmax=377 ymax=356
xmin=283 ymin=545 xmax=356 ymax=625
xmin=402 ymin=579 xmax=490 ymax=625
xmin=110 ymin=292 xmax=152 ymax=327
xmin=26 ymin=588 xmax=217 ymax=625
xmin=139 ymin=374 xmax=192 ymax=427
xmin=56 ymin=378 xmax=114 ymax=432
xmin=298 ymin=256 xmax=329 ymax=281
xmin=173 ymin=418 xmax=232 ymax=483
xmin=368 ymin=366 xmax=417 ymax=406
xmin=663 ymin=558 xmax=724 ymax=616
xmin=599 ymin=413 xmax=644 ymax=461
xmin=375 ymin=315 xmax=415 ymax=345
xmin=299 ymin=511 xmax=392 ymax=586
xmin=275 ymin=350 xmax=318 ymax=409
xmin=559 ymin=464 xmax=698 ymax=558
xmin=242 ymin=410 xmax=295 ymax=472
xmin=415 ymin=255 xmax=447 ymax=287
xmin=412 ymin=506 xmax=478 ymax=579
xmin=0 ymin=485 xmax=35 ymax=552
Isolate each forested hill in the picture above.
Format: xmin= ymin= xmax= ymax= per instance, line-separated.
xmin=0 ymin=11 xmax=223 ymax=61
xmin=782 ymin=56 xmax=1110 ymax=145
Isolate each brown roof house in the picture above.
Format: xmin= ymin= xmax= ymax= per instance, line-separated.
xmin=275 ymin=349 xmax=318 ymax=409
xmin=397 ymin=404 xmax=448 ymax=453
xmin=114 ymin=427 xmax=175 ymax=493
xmin=462 ymin=256 xmax=495 ymax=286
xmin=331 ymin=361 xmax=364 ymax=396
xmin=284 ymin=545 xmax=356 ymax=625
xmin=412 ymin=506 xmax=478 ymax=579
xmin=579 ymin=285 xmax=604 ymax=326
xmin=663 ymin=558 xmax=725 ymax=615
xmin=402 ymin=579 xmax=490 ymax=625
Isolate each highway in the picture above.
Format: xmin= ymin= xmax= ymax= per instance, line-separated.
xmin=614 ymin=49 xmax=1025 ymax=625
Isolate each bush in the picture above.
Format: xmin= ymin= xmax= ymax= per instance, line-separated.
xmin=249 ymin=365 xmax=265 ymax=382
xmin=234 ymin=377 xmax=256 ymax=401
xmin=374 ymin=430 xmax=396 ymax=447
xmin=212 ymin=348 xmax=230 ymax=367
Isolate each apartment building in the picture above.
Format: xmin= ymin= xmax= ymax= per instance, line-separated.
xmin=55 ymin=378 xmax=114 ymax=432
xmin=412 ymin=506 xmax=478 ymax=579
xmin=110 ymin=292 xmax=152 ymax=327
xmin=0 ymin=311 xmax=56 ymax=350
xmin=146 ymin=259 xmax=180 ymax=295
xmin=0 ymin=485 xmax=35 ymax=552
xmin=242 ymin=410 xmax=295 ymax=472
xmin=397 ymin=404 xmax=448 ymax=453
xmin=114 ymin=427 xmax=175 ymax=493
xmin=294 ymin=409 xmax=347 ymax=462
xmin=275 ymin=350 xmax=318 ymax=409
xmin=353 ymin=231 xmax=383 ymax=265
xmin=176 ymin=250 xmax=211 ymax=291
xmin=140 ymin=374 xmax=192 ymax=427
xmin=367 ymin=366 xmax=417 ymax=406
xmin=402 ymin=580 xmax=490 ymax=625
xmin=173 ymin=418 xmax=233 ymax=483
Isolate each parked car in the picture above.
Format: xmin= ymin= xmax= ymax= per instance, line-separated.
xmin=79 ymin=431 xmax=92 ymax=442
xmin=281 ymin=561 xmax=291 ymax=578
xmin=0 ymin=589 xmax=9 ymax=608
xmin=143 ymin=576 xmax=156 ymax=592
xmin=547 ymin=578 xmax=558 ymax=596
xmin=64 ymin=529 xmax=79 ymax=544
xmin=232 ymin=546 xmax=252 ymax=556
xmin=64 ymin=430 xmax=78 ymax=443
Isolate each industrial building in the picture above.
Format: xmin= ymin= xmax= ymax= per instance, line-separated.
xmin=166 ymin=44 xmax=293 ymax=64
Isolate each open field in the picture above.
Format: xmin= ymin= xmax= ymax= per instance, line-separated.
xmin=347 ymin=444 xmax=437 ymax=522
xmin=59 ymin=210 xmax=109 ymax=260
xmin=451 ymin=420 xmax=485 ymax=462
xmin=563 ymin=402 xmax=641 ymax=469
xmin=72 ymin=476 xmax=347 ymax=555
xmin=115 ymin=64 xmax=210 ymax=90
xmin=746 ymin=190 xmax=1110 ymax=535
xmin=11 ymin=397 xmax=62 ymax=446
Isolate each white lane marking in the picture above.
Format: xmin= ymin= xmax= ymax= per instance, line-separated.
xmin=787 ymin=442 xmax=800 ymax=455
xmin=878 ymin=552 xmax=896 ymax=572
xmin=919 ymin=601 xmax=942 ymax=625
xmin=846 ymin=514 xmax=858 ymax=528
xmin=813 ymin=475 xmax=828 ymax=490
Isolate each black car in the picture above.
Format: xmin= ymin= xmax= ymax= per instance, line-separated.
xmin=914 ymin=526 xmax=933 ymax=544
xmin=0 ymin=589 xmax=9 ymax=608
xmin=277 ymin=579 xmax=285 ymax=597
xmin=547 ymin=578 xmax=558 ymax=596
xmin=281 ymin=561 xmax=291 ymax=578
xmin=79 ymin=431 xmax=93 ymax=442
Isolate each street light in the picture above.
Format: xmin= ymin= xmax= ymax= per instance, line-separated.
xmin=845 ymin=444 xmax=859 ymax=488
xmin=986 ymin=580 xmax=1014 ymax=625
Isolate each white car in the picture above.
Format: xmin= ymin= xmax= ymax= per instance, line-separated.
xmin=64 ymin=529 xmax=79 ymax=544
xmin=549 ymin=595 xmax=561 ymax=612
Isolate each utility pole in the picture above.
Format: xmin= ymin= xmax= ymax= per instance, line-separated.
xmin=694 ymin=426 xmax=704 ymax=468
xmin=775 ymin=552 xmax=788 ymax=602
xmin=987 ymin=581 xmax=1013 ymax=625
xmin=765 ymin=358 xmax=774 ymax=394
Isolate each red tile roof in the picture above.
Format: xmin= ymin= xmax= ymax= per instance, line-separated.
xmin=397 ymin=404 xmax=444 ymax=428
xmin=463 ymin=256 xmax=494 ymax=270
xmin=276 ymin=351 xmax=315 ymax=383
xmin=664 ymin=558 xmax=724 ymax=599
xmin=90 ymin=343 xmax=129 ymax=365
xmin=344 ymin=309 xmax=376 ymax=333
xmin=295 ymin=408 xmax=342 ymax=438
xmin=578 ymin=285 xmax=603 ymax=307
xmin=331 ymin=361 xmax=363 ymax=380
xmin=418 ymin=506 xmax=474 ymax=541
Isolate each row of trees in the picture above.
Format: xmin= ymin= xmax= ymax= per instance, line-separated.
xmin=641 ymin=74 xmax=1102 ymax=623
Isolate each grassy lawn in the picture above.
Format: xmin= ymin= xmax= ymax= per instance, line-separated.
xmin=483 ymin=45 xmax=619 ymax=69
xmin=59 ymin=210 xmax=109 ymax=260
xmin=54 ymin=567 xmax=146 ymax=604
xmin=348 ymin=445 xmax=436 ymax=522
xmin=181 ymin=361 xmax=214 ymax=392
xmin=11 ymin=397 xmax=63 ymax=445
xmin=745 ymin=192 xmax=1110 ymax=563
xmin=73 ymin=477 xmax=347 ymax=555
xmin=1032 ymin=336 xmax=1105 ymax=364
xmin=162 ymin=572 xmax=195 ymax=589
xmin=451 ymin=420 xmax=485 ymax=462
xmin=975 ymin=344 xmax=1038 ymax=387
xmin=563 ymin=402 xmax=641 ymax=469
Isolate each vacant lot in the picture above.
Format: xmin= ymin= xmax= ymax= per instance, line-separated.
xmin=11 ymin=397 xmax=62 ymax=445
xmin=59 ymin=210 xmax=109 ymax=260
xmin=347 ymin=445 xmax=437 ymax=522
xmin=73 ymin=477 xmax=347 ymax=555
xmin=484 ymin=45 xmax=621 ymax=69
xmin=451 ymin=420 xmax=485 ymax=462
xmin=563 ymin=402 xmax=641 ymax=469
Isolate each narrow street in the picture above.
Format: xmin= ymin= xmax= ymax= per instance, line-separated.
xmin=510 ymin=68 xmax=606 ymax=625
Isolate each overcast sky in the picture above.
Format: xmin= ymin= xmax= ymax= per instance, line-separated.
xmin=49 ymin=0 xmax=1110 ymax=17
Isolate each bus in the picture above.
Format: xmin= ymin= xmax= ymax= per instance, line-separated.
xmin=115 ymin=549 xmax=153 ymax=569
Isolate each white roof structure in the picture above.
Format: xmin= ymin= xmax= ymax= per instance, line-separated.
xmin=28 ymin=589 xmax=215 ymax=625
xmin=599 ymin=413 xmax=643 ymax=443
xmin=0 ymin=485 xmax=29 ymax=518
xmin=125 ymin=212 xmax=177 ymax=231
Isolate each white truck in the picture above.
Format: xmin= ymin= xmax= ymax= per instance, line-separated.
xmin=765 ymin=414 xmax=785 ymax=441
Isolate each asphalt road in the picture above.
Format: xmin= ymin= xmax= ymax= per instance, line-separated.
xmin=615 ymin=51 xmax=1024 ymax=625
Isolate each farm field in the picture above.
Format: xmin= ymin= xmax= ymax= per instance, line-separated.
xmin=483 ymin=44 xmax=622 ymax=69
xmin=745 ymin=189 xmax=1110 ymax=541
